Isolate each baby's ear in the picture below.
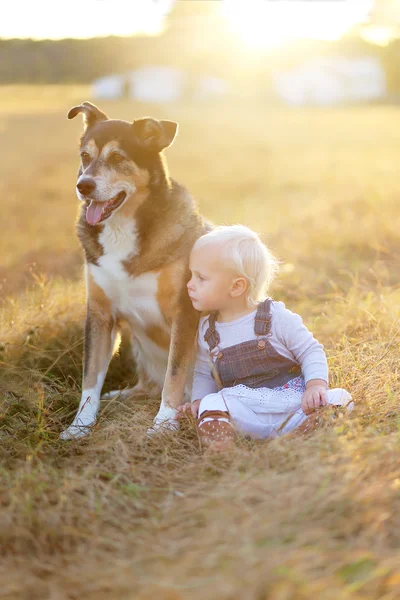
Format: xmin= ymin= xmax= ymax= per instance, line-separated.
xmin=131 ymin=118 xmax=178 ymax=152
xmin=231 ymin=277 xmax=248 ymax=298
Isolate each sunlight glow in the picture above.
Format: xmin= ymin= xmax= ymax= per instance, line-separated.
xmin=0 ymin=0 xmax=173 ymax=39
xmin=361 ymin=25 xmax=393 ymax=45
xmin=222 ymin=0 xmax=374 ymax=49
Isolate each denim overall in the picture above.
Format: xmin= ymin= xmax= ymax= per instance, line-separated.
xmin=204 ymin=298 xmax=302 ymax=390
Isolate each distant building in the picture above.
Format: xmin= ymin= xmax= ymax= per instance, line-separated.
xmin=92 ymin=67 xmax=229 ymax=103
xmin=273 ymin=57 xmax=386 ymax=106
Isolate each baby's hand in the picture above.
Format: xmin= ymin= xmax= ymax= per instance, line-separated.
xmin=301 ymin=384 xmax=327 ymax=415
xmin=174 ymin=400 xmax=201 ymax=420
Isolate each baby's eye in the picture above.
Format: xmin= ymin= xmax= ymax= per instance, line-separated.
xmin=198 ymin=275 xmax=205 ymax=282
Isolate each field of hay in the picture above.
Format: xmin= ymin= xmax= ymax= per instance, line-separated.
xmin=1 ymin=85 xmax=400 ymax=599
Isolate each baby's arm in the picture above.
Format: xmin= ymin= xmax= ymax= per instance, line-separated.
xmin=175 ymin=330 xmax=218 ymax=420
xmin=275 ymin=303 xmax=328 ymax=384
xmin=275 ymin=303 xmax=328 ymax=412
xmin=191 ymin=343 xmax=218 ymax=401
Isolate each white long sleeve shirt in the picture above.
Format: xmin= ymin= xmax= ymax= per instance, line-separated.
xmin=192 ymin=299 xmax=328 ymax=402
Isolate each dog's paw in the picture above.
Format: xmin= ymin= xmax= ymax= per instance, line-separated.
xmin=101 ymin=388 xmax=140 ymax=401
xmin=59 ymin=420 xmax=94 ymax=441
xmin=60 ymin=397 xmax=99 ymax=441
xmin=146 ymin=404 xmax=179 ymax=436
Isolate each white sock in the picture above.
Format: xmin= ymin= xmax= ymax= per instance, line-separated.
xmin=326 ymin=388 xmax=354 ymax=413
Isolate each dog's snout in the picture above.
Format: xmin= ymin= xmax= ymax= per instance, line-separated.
xmin=77 ymin=178 xmax=96 ymax=196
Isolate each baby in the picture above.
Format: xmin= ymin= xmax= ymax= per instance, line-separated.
xmin=177 ymin=224 xmax=353 ymax=450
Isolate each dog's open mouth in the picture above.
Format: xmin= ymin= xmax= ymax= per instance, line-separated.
xmin=86 ymin=192 xmax=127 ymax=226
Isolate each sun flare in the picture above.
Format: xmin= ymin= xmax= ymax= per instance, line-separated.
xmin=222 ymin=0 xmax=373 ymax=49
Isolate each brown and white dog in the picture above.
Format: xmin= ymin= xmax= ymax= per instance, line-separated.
xmin=60 ymin=101 xmax=209 ymax=440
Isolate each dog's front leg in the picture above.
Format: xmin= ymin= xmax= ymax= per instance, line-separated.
xmin=149 ymin=299 xmax=199 ymax=433
xmin=60 ymin=299 xmax=117 ymax=440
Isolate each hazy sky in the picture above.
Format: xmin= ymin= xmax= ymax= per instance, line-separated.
xmin=0 ymin=0 xmax=385 ymax=46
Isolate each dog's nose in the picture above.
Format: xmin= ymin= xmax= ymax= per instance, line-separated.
xmin=77 ymin=178 xmax=96 ymax=196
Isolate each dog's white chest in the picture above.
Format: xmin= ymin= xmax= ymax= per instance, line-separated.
xmin=88 ymin=217 xmax=164 ymax=329
xmin=96 ymin=215 xmax=139 ymax=280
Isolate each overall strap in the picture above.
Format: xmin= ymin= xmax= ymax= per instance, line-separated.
xmin=204 ymin=311 xmax=220 ymax=351
xmin=254 ymin=298 xmax=272 ymax=336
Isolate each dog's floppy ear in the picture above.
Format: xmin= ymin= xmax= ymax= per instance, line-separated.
xmin=67 ymin=101 xmax=108 ymax=130
xmin=131 ymin=118 xmax=178 ymax=152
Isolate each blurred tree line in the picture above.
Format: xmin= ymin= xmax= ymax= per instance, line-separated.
xmin=0 ymin=0 xmax=400 ymax=94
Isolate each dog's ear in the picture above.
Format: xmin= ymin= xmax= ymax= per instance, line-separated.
xmin=67 ymin=101 xmax=108 ymax=130
xmin=131 ymin=118 xmax=178 ymax=152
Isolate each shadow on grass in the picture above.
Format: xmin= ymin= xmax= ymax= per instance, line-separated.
xmin=0 ymin=317 xmax=143 ymax=461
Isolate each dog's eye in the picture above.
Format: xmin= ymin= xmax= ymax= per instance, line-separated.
xmin=80 ymin=152 xmax=90 ymax=161
xmin=110 ymin=153 xmax=124 ymax=164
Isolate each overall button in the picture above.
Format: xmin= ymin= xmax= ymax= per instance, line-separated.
xmin=258 ymin=340 xmax=266 ymax=349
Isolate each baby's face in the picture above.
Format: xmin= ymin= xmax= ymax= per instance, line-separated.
xmin=187 ymin=245 xmax=236 ymax=313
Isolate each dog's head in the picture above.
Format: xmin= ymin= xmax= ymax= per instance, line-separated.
xmin=68 ymin=101 xmax=178 ymax=226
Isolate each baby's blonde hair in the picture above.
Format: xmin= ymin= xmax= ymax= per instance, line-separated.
xmin=192 ymin=225 xmax=279 ymax=308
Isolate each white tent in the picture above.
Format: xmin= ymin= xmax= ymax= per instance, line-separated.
xmin=92 ymin=74 xmax=128 ymax=100
xmin=92 ymin=67 xmax=229 ymax=103
xmin=129 ymin=66 xmax=185 ymax=103
xmin=194 ymin=75 xmax=230 ymax=101
xmin=274 ymin=57 xmax=386 ymax=106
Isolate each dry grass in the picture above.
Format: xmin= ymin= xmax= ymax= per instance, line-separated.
xmin=1 ymin=86 xmax=400 ymax=599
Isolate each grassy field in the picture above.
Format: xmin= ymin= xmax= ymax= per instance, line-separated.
xmin=1 ymin=85 xmax=400 ymax=599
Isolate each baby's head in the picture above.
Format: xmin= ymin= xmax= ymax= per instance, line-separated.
xmin=187 ymin=225 xmax=279 ymax=313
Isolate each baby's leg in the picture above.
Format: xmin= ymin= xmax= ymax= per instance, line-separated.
xmin=197 ymin=391 xmax=274 ymax=449
xmin=197 ymin=384 xmax=354 ymax=445
xmin=198 ymin=389 xmax=288 ymax=441
xmin=197 ymin=392 xmax=236 ymax=451
xmin=282 ymin=388 xmax=354 ymax=438
xmin=223 ymin=384 xmax=306 ymax=438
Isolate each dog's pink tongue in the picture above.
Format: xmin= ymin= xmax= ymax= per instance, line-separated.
xmin=86 ymin=200 xmax=104 ymax=226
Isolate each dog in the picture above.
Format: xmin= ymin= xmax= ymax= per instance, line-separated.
xmin=60 ymin=101 xmax=209 ymax=440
